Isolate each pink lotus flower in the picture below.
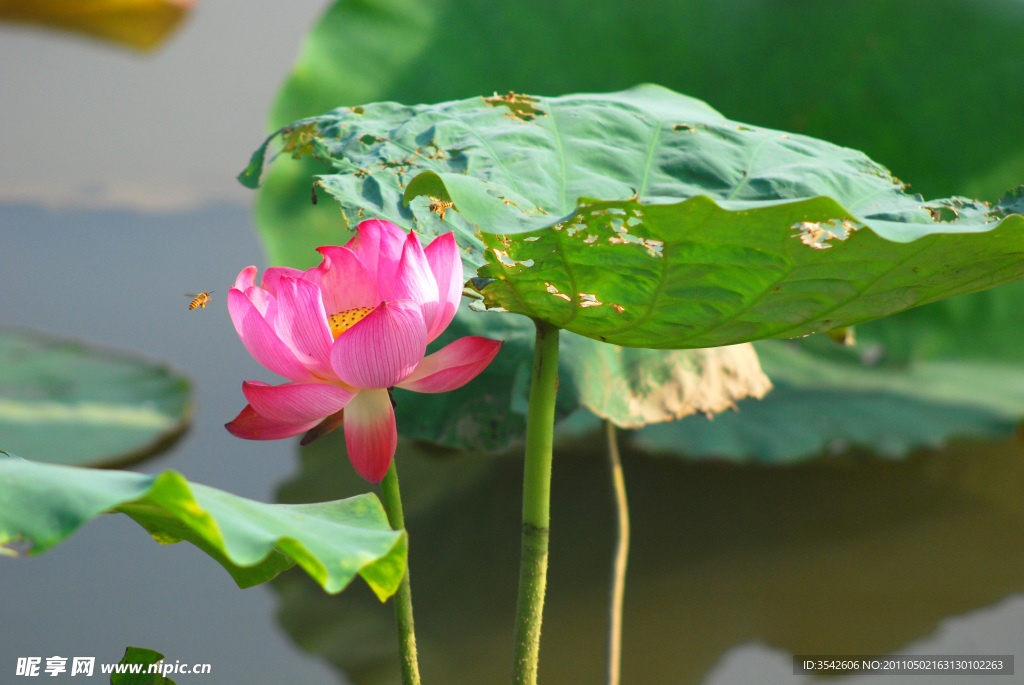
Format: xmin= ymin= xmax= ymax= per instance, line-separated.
xmin=225 ymin=219 xmax=503 ymax=483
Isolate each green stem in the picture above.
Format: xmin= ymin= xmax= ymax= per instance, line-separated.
xmin=380 ymin=460 xmax=422 ymax=685
xmin=513 ymin=319 xmax=560 ymax=685
xmin=605 ymin=421 xmax=629 ymax=685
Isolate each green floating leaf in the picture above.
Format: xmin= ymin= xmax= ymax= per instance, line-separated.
xmin=0 ymin=454 xmax=406 ymax=600
xmin=110 ymin=647 xmax=175 ymax=685
xmin=0 ymin=327 xmax=192 ymax=467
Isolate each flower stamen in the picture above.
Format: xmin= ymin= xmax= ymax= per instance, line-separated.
xmin=328 ymin=306 xmax=375 ymax=339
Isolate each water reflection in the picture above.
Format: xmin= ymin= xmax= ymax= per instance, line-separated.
xmin=272 ymin=429 xmax=1024 ymax=684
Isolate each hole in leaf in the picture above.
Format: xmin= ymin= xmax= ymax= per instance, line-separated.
xmin=281 ymin=123 xmax=319 ymax=157
xmin=927 ymin=206 xmax=960 ymax=222
xmin=483 ymin=91 xmax=545 ymax=121
xmin=545 ymin=282 xmax=571 ymax=301
xmin=790 ymin=219 xmax=862 ymax=250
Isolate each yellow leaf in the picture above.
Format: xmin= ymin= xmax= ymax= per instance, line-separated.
xmin=0 ymin=0 xmax=194 ymax=51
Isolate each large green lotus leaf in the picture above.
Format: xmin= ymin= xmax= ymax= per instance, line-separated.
xmin=241 ymin=87 xmax=1024 ymax=350
xmin=0 ymin=454 xmax=406 ymax=600
xmin=0 ymin=327 xmax=191 ymax=467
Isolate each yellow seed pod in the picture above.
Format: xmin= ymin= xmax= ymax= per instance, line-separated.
xmin=328 ymin=306 xmax=374 ymax=338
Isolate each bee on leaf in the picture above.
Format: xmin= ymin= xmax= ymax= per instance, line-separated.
xmin=428 ymin=196 xmax=454 ymax=220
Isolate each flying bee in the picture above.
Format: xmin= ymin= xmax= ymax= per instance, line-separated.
xmin=187 ymin=291 xmax=213 ymax=310
xmin=428 ymin=196 xmax=454 ymax=221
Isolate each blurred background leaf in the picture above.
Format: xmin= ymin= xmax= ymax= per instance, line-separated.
xmin=0 ymin=326 xmax=192 ymax=467
xmin=731 ymin=278 xmax=1024 ymax=463
xmin=0 ymin=0 xmax=194 ymax=51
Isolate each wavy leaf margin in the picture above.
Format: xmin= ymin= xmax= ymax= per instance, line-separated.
xmin=0 ymin=454 xmax=406 ymax=600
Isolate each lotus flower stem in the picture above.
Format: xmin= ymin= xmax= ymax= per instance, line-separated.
xmin=512 ymin=319 xmax=560 ymax=685
xmin=380 ymin=460 xmax=421 ymax=685
xmin=605 ymin=421 xmax=629 ymax=685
